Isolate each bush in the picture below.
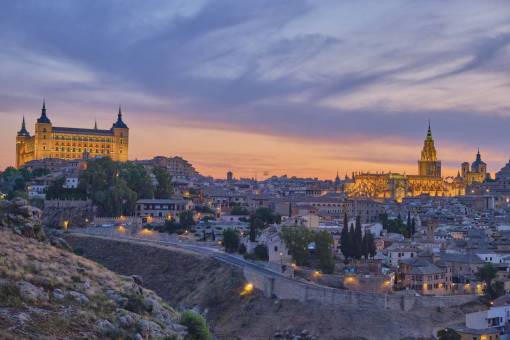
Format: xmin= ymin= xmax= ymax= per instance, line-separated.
xmin=238 ymin=243 xmax=247 ymax=254
xmin=222 ymin=229 xmax=240 ymax=253
xmin=0 ymin=283 xmax=22 ymax=307
xmin=254 ymin=245 xmax=269 ymax=261
xmin=125 ymin=293 xmax=151 ymax=314
xmin=180 ymin=311 xmax=212 ymax=340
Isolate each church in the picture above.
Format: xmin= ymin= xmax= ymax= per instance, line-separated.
xmin=16 ymin=102 xmax=129 ymax=168
xmin=345 ymin=124 xmax=465 ymax=202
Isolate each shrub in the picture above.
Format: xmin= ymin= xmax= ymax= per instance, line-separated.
xmin=238 ymin=243 xmax=247 ymax=254
xmin=125 ymin=293 xmax=151 ymax=314
xmin=180 ymin=311 xmax=212 ymax=340
xmin=254 ymin=245 xmax=269 ymax=261
xmin=222 ymin=229 xmax=240 ymax=253
xmin=0 ymin=282 xmax=22 ymax=307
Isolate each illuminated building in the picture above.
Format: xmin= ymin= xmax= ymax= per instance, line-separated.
xmin=345 ymin=124 xmax=465 ymax=202
xmin=16 ymin=101 xmax=129 ymax=168
xmin=461 ymin=149 xmax=489 ymax=185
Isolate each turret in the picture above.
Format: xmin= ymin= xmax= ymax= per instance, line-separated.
xmin=34 ymin=100 xmax=53 ymax=160
xmin=111 ymin=106 xmax=129 ymax=162
xmin=17 ymin=116 xmax=30 ymax=137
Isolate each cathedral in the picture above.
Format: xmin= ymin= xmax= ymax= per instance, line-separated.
xmin=345 ymin=124 xmax=465 ymax=202
xmin=16 ymin=102 xmax=129 ymax=168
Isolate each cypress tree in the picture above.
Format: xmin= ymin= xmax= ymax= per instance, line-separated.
xmin=406 ymin=211 xmax=412 ymax=238
xmin=340 ymin=213 xmax=350 ymax=259
xmin=354 ymin=215 xmax=363 ymax=259
xmin=361 ymin=232 xmax=368 ymax=259
xmin=366 ymin=232 xmax=377 ymax=259
xmin=411 ymin=217 xmax=416 ymax=236
xmin=348 ymin=223 xmax=355 ymax=259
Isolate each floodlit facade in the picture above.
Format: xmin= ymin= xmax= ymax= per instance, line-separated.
xmin=16 ymin=102 xmax=129 ymax=168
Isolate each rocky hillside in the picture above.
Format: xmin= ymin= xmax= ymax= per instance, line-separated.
xmin=0 ymin=199 xmax=189 ymax=339
xmin=65 ymin=234 xmax=484 ymax=340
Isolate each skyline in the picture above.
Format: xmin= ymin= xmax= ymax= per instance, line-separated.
xmin=2 ymin=1 xmax=510 ymax=179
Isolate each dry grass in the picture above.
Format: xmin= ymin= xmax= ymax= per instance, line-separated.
xmin=0 ymin=230 xmax=182 ymax=339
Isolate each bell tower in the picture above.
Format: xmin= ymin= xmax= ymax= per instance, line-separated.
xmin=418 ymin=122 xmax=441 ymax=177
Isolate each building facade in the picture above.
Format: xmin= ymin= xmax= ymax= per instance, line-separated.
xmin=345 ymin=124 xmax=465 ymax=202
xmin=461 ymin=149 xmax=488 ymax=185
xmin=16 ymin=102 xmax=129 ymax=168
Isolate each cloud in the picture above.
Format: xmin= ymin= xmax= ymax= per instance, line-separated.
xmin=1 ymin=0 xmax=510 ymax=177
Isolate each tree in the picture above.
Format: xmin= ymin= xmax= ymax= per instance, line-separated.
xmin=238 ymin=243 xmax=247 ymax=254
xmin=366 ymin=232 xmax=377 ymax=259
xmin=222 ymin=229 xmax=240 ymax=253
xmin=254 ymin=207 xmax=281 ymax=226
xmin=353 ymin=216 xmax=363 ymax=259
xmin=476 ymin=263 xmax=497 ymax=286
xmin=281 ymin=226 xmax=314 ymax=266
xmin=340 ymin=213 xmax=350 ymax=259
xmin=179 ymin=210 xmax=195 ymax=229
xmin=406 ymin=211 xmax=412 ymax=238
xmin=153 ymin=166 xmax=173 ymax=199
xmin=437 ymin=328 xmax=460 ymax=340
xmin=180 ymin=311 xmax=212 ymax=340
xmin=348 ymin=223 xmax=356 ymax=260
xmin=411 ymin=217 xmax=416 ymax=236
xmin=315 ymin=230 xmax=335 ymax=273
xmin=361 ymin=233 xmax=368 ymax=259
xmin=254 ymin=244 xmax=269 ymax=261
xmin=231 ymin=205 xmax=250 ymax=216
xmin=249 ymin=214 xmax=263 ymax=242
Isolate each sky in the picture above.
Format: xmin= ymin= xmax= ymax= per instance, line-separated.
xmin=1 ymin=0 xmax=510 ymax=179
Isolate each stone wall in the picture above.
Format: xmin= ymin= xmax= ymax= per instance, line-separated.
xmin=244 ymin=268 xmax=478 ymax=311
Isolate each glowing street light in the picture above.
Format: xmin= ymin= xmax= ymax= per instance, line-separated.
xmin=63 ymin=220 xmax=69 ymax=230
xmin=240 ymin=282 xmax=254 ymax=296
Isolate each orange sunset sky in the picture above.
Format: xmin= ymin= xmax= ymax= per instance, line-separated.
xmin=1 ymin=1 xmax=510 ymax=179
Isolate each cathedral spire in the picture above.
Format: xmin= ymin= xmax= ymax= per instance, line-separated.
xmin=94 ymin=118 xmax=98 ymax=130
xmin=426 ymin=119 xmax=432 ymax=140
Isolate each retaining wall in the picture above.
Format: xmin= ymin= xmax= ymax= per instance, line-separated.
xmin=244 ymin=268 xmax=477 ymax=311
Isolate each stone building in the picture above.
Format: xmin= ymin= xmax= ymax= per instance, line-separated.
xmin=16 ymin=102 xmax=129 ymax=168
xmin=461 ymin=149 xmax=489 ymax=185
xmin=345 ymin=124 xmax=465 ymax=202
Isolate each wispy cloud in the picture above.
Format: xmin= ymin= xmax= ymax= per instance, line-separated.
xmin=1 ymin=0 xmax=510 ymax=177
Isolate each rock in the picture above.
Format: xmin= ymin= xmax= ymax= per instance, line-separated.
xmin=115 ymin=309 xmax=139 ymax=329
xmin=137 ymin=319 xmax=164 ymax=338
xmin=67 ymin=290 xmax=89 ymax=305
xmin=131 ymin=275 xmax=143 ymax=286
xmin=301 ymin=329 xmax=309 ymax=336
xmin=105 ymin=289 xmax=128 ymax=308
xmin=96 ymin=319 xmax=115 ymax=335
xmin=11 ymin=197 xmax=27 ymax=207
xmin=49 ymin=237 xmax=73 ymax=252
xmin=133 ymin=333 xmax=143 ymax=340
xmin=51 ymin=289 xmax=66 ymax=302
xmin=16 ymin=281 xmax=48 ymax=303
xmin=0 ymin=200 xmax=12 ymax=210
xmin=17 ymin=205 xmax=41 ymax=218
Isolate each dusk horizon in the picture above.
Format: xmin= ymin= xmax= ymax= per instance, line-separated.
xmin=2 ymin=1 xmax=510 ymax=179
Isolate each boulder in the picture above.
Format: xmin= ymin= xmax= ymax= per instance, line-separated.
xmin=96 ymin=319 xmax=115 ymax=335
xmin=67 ymin=290 xmax=89 ymax=305
xmin=131 ymin=275 xmax=143 ymax=286
xmin=16 ymin=281 xmax=49 ymax=303
xmin=49 ymin=236 xmax=73 ymax=252
xmin=51 ymin=289 xmax=66 ymax=302
xmin=137 ymin=319 xmax=165 ymax=338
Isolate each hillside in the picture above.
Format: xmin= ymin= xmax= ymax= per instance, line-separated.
xmin=65 ymin=234 xmax=485 ymax=340
xmin=0 ymin=199 xmax=189 ymax=339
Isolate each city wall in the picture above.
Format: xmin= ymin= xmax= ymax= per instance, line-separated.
xmin=243 ymin=267 xmax=477 ymax=311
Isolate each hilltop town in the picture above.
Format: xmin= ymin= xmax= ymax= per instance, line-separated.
xmin=3 ymin=104 xmax=510 ymax=339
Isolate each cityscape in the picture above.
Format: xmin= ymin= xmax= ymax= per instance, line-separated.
xmin=2 ymin=1 xmax=510 ymax=340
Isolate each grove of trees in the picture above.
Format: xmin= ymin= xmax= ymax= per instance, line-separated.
xmin=281 ymin=226 xmax=335 ymax=274
xmin=340 ymin=213 xmax=377 ymax=261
